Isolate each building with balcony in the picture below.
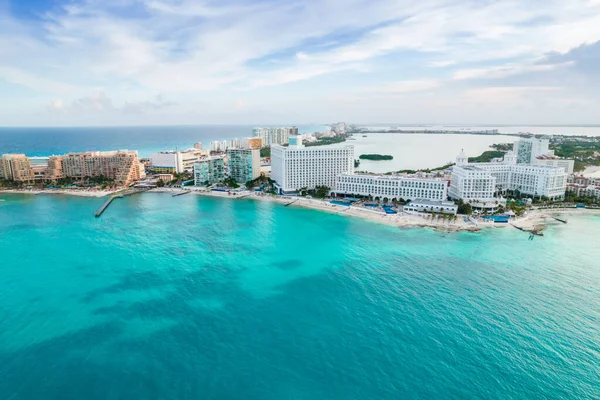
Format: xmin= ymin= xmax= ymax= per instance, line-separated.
xmin=194 ymin=157 xmax=225 ymax=186
xmin=334 ymin=173 xmax=447 ymax=202
xmin=271 ymin=137 xmax=354 ymax=194
xmin=226 ymin=148 xmax=260 ymax=183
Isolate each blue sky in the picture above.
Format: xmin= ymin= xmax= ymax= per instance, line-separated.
xmin=1 ymin=0 xmax=600 ymax=126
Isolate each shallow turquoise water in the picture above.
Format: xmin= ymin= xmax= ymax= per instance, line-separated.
xmin=1 ymin=193 xmax=599 ymax=399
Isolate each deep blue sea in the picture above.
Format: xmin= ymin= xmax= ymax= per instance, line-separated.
xmin=0 ymin=125 xmax=328 ymax=158
xmin=1 ymin=193 xmax=599 ymax=399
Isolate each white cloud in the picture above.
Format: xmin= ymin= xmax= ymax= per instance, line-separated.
xmin=453 ymin=62 xmax=575 ymax=80
xmin=2 ymin=0 xmax=600 ymax=125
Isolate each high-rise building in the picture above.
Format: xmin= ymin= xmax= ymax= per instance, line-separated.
xmin=241 ymin=137 xmax=263 ymax=150
xmin=252 ymin=126 xmax=298 ymax=146
xmin=226 ymin=148 xmax=261 ymax=183
xmin=193 ymin=157 xmax=225 ymax=186
xmin=62 ymin=150 xmax=141 ymax=186
xmin=193 ymin=142 xmax=203 ymax=150
xmin=271 ymin=137 xmax=354 ymax=194
xmin=513 ymin=138 xmax=551 ymax=164
xmin=334 ymin=174 xmax=448 ymax=202
xmin=0 ymin=154 xmax=34 ymax=182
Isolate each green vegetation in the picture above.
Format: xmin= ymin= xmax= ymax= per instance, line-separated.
xmin=490 ymin=143 xmax=513 ymax=152
xmin=506 ymin=201 xmax=527 ymax=217
xmin=359 ymin=154 xmax=393 ymax=161
xmin=304 ymin=136 xmax=347 ymax=147
xmin=260 ymin=147 xmax=271 ymax=157
xmin=313 ymin=186 xmax=330 ymax=199
xmin=222 ymin=177 xmax=240 ymax=189
xmin=245 ymin=175 xmax=274 ymax=190
xmin=564 ymin=191 xmax=599 ymax=205
xmin=354 ymin=159 xmax=360 ymax=168
xmin=467 ymin=151 xmax=505 ymax=163
xmin=456 ymin=199 xmax=472 ymax=215
xmin=396 ymin=163 xmax=454 ymax=174
xmin=156 ymin=180 xmax=165 ymax=187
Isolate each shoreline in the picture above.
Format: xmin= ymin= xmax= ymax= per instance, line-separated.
xmin=3 ymin=187 xmax=599 ymax=233
xmin=0 ymin=188 xmax=121 ymax=198
xmin=148 ymin=188 xmax=600 ymax=233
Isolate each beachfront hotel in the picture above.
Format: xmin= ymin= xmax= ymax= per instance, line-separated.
xmin=226 ymin=148 xmax=261 ymax=183
xmin=271 ymin=136 xmax=354 ymax=194
xmin=252 ymin=126 xmax=299 ymax=146
xmin=193 ymin=156 xmax=225 ymax=186
xmin=333 ymin=173 xmax=448 ymax=202
xmin=1 ymin=151 xmax=143 ymax=186
xmin=449 ymin=150 xmax=567 ymax=208
xmin=513 ymin=137 xmax=575 ymax=174
xmin=62 ymin=150 xmax=142 ymax=186
xmin=403 ymin=199 xmax=458 ymax=215
xmin=0 ymin=154 xmax=35 ymax=182
xmin=151 ymin=149 xmax=210 ymax=174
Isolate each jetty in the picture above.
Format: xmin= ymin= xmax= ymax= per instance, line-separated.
xmin=172 ymin=190 xmax=191 ymax=197
xmin=94 ymin=188 xmax=149 ymax=217
xmin=510 ymin=223 xmax=546 ymax=238
xmin=284 ymin=199 xmax=298 ymax=207
xmin=550 ymin=216 xmax=568 ymax=224
xmin=95 ymin=195 xmax=121 ymax=217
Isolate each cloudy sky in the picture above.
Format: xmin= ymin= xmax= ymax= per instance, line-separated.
xmin=1 ymin=0 xmax=600 ymax=126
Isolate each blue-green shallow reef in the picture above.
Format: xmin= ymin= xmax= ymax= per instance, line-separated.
xmin=0 ymin=193 xmax=599 ymax=400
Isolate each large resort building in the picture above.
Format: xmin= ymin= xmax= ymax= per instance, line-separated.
xmin=0 ymin=150 xmax=142 ymax=186
xmin=449 ymin=149 xmax=568 ymax=209
xmin=271 ymin=136 xmax=354 ymax=194
xmin=334 ymin=173 xmax=448 ymax=202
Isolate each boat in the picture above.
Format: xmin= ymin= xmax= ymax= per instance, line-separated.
xmin=362 ymin=135 xmax=367 ymax=137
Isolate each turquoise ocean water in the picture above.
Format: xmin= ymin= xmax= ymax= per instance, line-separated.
xmin=1 ymin=193 xmax=599 ymax=399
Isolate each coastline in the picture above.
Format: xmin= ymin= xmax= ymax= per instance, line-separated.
xmin=148 ymin=188 xmax=600 ymax=233
xmin=0 ymin=188 xmax=120 ymax=198
xmin=3 ymin=186 xmax=598 ymax=233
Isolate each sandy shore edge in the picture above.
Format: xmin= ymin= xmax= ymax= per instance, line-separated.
xmin=3 ymin=187 xmax=598 ymax=232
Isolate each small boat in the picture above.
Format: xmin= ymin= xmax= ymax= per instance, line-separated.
xmin=362 ymin=135 xmax=367 ymax=137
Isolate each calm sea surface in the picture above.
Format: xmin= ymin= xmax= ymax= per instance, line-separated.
xmin=0 ymin=125 xmax=327 ymax=158
xmin=1 ymin=193 xmax=599 ymax=399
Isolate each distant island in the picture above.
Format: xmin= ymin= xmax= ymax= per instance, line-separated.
xmin=359 ymin=154 xmax=394 ymax=161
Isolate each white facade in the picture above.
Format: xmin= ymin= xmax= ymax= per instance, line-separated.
xmin=151 ymin=150 xmax=205 ymax=173
xmin=404 ymin=200 xmax=458 ymax=215
xmin=334 ymin=174 xmax=447 ymax=202
xmin=513 ymin=138 xmax=551 ymax=164
xmin=534 ymin=157 xmax=575 ymax=175
xmin=449 ymin=165 xmax=498 ymax=203
xmin=449 ymin=151 xmax=567 ymax=203
xmin=271 ymin=141 xmax=354 ymax=193
xmin=210 ymin=140 xmax=229 ymax=152
xmin=253 ymin=126 xmax=299 ymax=146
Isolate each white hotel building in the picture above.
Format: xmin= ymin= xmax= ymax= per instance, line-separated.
xmin=271 ymin=137 xmax=354 ymax=194
xmin=449 ymin=150 xmax=567 ymax=208
xmin=334 ymin=174 xmax=448 ymax=202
